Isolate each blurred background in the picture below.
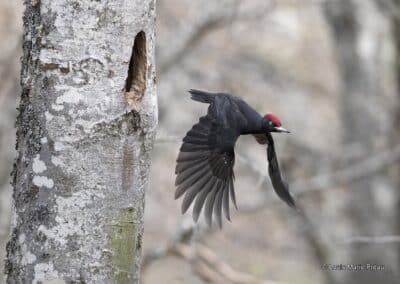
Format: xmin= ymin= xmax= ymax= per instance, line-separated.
xmin=1 ymin=0 xmax=400 ymax=283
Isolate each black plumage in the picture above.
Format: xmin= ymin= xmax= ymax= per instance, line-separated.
xmin=265 ymin=133 xmax=296 ymax=208
xmin=175 ymin=89 xmax=296 ymax=227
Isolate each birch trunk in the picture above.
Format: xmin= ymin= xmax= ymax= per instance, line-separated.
xmin=5 ymin=0 xmax=157 ymax=283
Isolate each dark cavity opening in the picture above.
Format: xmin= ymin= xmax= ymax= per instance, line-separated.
xmin=125 ymin=31 xmax=147 ymax=105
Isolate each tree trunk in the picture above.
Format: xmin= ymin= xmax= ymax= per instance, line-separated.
xmin=388 ymin=0 xmax=400 ymax=275
xmin=324 ymin=1 xmax=397 ymax=283
xmin=5 ymin=0 xmax=157 ymax=283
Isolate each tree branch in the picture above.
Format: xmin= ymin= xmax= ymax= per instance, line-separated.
xmin=142 ymin=223 xmax=281 ymax=284
xmin=341 ymin=235 xmax=400 ymax=245
xmin=158 ymin=1 xmax=275 ymax=75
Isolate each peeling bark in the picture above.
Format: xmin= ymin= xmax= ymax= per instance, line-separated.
xmin=5 ymin=0 xmax=157 ymax=283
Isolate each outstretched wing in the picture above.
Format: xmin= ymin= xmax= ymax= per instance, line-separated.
xmin=175 ymin=98 xmax=241 ymax=227
xmin=266 ymin=133 xmax=296 ymax=208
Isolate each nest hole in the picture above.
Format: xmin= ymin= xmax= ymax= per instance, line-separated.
xmin=125 ymin=31 xmax=147 ymax=106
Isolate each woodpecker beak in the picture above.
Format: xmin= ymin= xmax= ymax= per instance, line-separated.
xmin=274 ymin=126 xmax=290 ymax=133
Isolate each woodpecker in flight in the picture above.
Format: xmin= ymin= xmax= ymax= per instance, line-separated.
xmin=175 ymin=90 xmax=296 ymax=227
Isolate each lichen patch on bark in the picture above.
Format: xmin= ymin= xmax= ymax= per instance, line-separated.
xmin=32 ymin=176 xmax=54 ymax=188
xmin=38 ymin=190 xmax=104 ymax=248
xmin=33 ymin=262 xmax=59 ymax=284
xmin=55 ymin=89 xmax=83 ymax=105
xmin=108 ymin=207 xmax=137 ymax=284
xmin=33 ymin=155 xmax=47 ymax=173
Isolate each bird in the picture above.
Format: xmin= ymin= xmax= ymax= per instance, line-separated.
xmin=175 ymin=89 xmax=297 ymax=227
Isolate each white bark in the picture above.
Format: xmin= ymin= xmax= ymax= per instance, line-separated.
xmin=5 ymin=0 xmax=157 ymax=283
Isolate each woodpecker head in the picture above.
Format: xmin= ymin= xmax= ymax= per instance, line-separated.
xmin=263 ymin=113 xmax=290 ymax=133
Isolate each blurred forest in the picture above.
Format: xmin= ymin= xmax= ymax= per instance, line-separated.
xmin=1 ymin=0 xmax=400 ymax=283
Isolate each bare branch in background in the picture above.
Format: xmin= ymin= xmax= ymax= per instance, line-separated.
xmin=0 ymin=37 xmax=21 ymax=107
xmin=142 ymin=223 xmax=282 ymax=284
xmin=180 ymin=243 xmax=282 ymax=284
xmin=294 ymin=207 xmax=335 ymax=284
xmin=375 ymin=0 xmax=400 ymax=21
xmin=295 ymin=144 xmax=400 ymax=194
xmin=159 ymin=16 xmax=228 ymax=75
xmin=158 ymin=0 xmax=275 ymax=75
xmin=341 ymin=235 xmax=400 ymax=245
xmin=154 ymin=135 xmax=181 ymax=144
xmin=239 ymin=143 xmax=400 ymax=213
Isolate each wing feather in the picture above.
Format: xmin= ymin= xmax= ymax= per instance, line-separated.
xmin=192 ymin=177 xmax=218 ymax=222
xmin=177 ymin=151 xmax=211 ymax=162
xmin=174 ymin=165 xmax=210 ymax=198
xmin=175 ymin=159 xmax=209 ymax=184
xmin=214 ymin=187 xmax=224 ymax=228
xmin=175 ymin=94 xmax=243 ymax=226
xmin=181 ymin=170 xmax=213 ymax=213
xmin=175 ymin=156 xmax=208 ymax=174
xmin=183 ymin=136 xmax=209 ymax=145
xmin=223 ymin=182 xmax=231 ymax=221
xmin=229 ymin=178 xmax=238 ymax=210
xmin=204 ymin=180 xmax=220 ymax=226
xmin=266 ymin=133 xmax=296 ymax=208
xmin=180 ymin=143 xmax=210 ymax=152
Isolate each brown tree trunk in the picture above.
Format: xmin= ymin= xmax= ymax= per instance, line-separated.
xmin=324 ymin=0 xmax=398 ymax=283
xmin=388 ymin=0 xmax=400 ymax=277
